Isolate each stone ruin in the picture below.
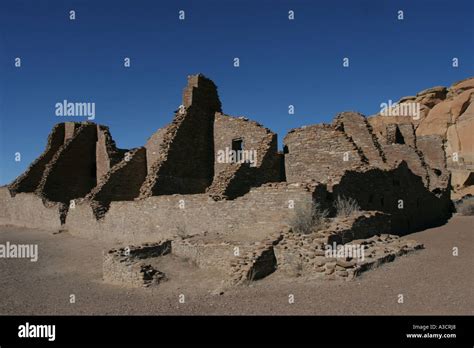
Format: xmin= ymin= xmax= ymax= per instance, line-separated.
xmin=1 ymin=74 xmax=472 ymax=288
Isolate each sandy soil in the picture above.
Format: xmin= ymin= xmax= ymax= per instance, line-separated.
xmin=0 ymin=216 xmax=472 ymax=315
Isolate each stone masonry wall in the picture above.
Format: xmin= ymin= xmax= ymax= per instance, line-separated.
xmin=144 ymin=127 xmax=165 ymax=174
xmin=284 ymin=124 xmax=366 ymax=184
xmin=96 ymin=125 xmax=127 ymax=181
xmin=65 ymin=183 xmax=316 ymax=244
xmin=139 ymin=74 xmax=222 ymax=197
xmin=416 ymin=135 xmax=450 ymax=191
xmin=0 ymin=187 xmax=62 ymax=230
xmin=333 ymin=112 xmax=386 ymax=168
xmin=36 ymin=123 xmax=98 ymax=203
xmin=331 ymin=162 xmax=451 ymax=234
xmin=207 ymin=113 xmax=282 ymax=199
xmin=86 ymin=147 xmax=148 ymax=218
xmin=8 ymin=123 xmax=65 ymax=195
xmin=103 ymin=241 xmax=170 ymax=287
xmin=64 ymin=122 xmax=77 ymax=142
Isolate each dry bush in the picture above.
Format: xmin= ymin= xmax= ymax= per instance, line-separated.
xmin=456 ymin=196 xmax=474 ymax=216
xmin=289 ymin=201 xmax=329 ymax=234
xmin=334 ymin=195 xmax=360 ymax=218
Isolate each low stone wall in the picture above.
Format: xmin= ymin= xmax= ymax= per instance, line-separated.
xmin=103 ymin=241 xmax=170 ymax=287
xmin=65 ymin=184 xmax=315 ymax=244
xmin=274 ymin=228 xmax=423 ymax=281
xmin=170 ymin=230 xmax=281 ymax=286
xmin=172 ymin=236 xmax=242 ymax=272
xmin=0 ymin=187 xmax=62 ymax=230
xmin=321 ymin=211 xmax=391 ymax=245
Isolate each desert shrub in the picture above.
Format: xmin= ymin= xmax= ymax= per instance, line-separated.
xmin=334 ymin=195 xmax=360 ymax=218
xmin=455 ymin=196 xmax=474 ymax=216
xmin=289 ymin=201 xmax=329 ymax=234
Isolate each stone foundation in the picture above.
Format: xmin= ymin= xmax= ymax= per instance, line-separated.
xmin=103 ymin=241 xmax=171 ymax=287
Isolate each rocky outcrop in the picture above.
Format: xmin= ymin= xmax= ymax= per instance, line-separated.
xmin=368 ymin=77 xmax=474 ymax=197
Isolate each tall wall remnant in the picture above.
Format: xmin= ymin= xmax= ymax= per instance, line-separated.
xmin=207 ymin=113 xmax=282 ymax=199
xmin=87 ymin=147 xmax=147 ymax=219
xmin=7 ymin=121 xmax=127 ymax=223
xmin=96 ymin=125 xmax=127 ymax=181
xmin=284 ymin=119 xmax=369 ymax=184
xmin=8 ymin=123 xmax=66 ymax=196
xmin=35 ymin=123 xmax=98 ymax=203
xmin=139 ymin=74 xmax=222 ymax=197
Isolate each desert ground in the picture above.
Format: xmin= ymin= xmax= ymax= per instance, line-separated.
xmin=0 ymin=216 xmax=472 ymax=315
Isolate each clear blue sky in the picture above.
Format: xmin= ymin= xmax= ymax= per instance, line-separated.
xmin=1 ymin=0 xmax=473 ymax=184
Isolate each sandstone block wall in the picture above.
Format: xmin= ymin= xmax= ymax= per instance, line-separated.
xmin=382 ymin=144 xmax=430 ymax=187
xmin=320 ymin=211 xmax=392 ymax=245
xmin=213 ymin=113 xmax=280 ymax=177
xmin=275 ymin=228 xmax=423 ymax=281
xmin=333 ymin=112 xmax=386 ymax=167
xmin=284 ymin=124 xmax=366 ymax=184
xmin=144 ymin=127 xmax=165 ymax=173
xmin=65 ymin=183 xmax=316 ymax=244
xmin=8 ymin=123 xmax=65 ymax=195
xmin=207 ymin=113 xmax=282 ymax=199
xmin=96 ymin=125 xmax=127 ymax=181
xmin=87 ymin=147 xmax=147 ymax=206
xmin=331 ymin=162 xmax=451 ymax=234
xmin=0 ymin=187 xmax=62 ymax=230
xmin=35 ymin=123 xmax=98 ymax=203
xmin=139 ymin=74 xmax=222 ymax=197
xmin=64 ymin=122 xmax=77 ymax=142
xmin=103 ymin=241 xmax=170 ymax=287
xmin=416 ymin=135 xmax=450 ymax=190
xmin=9 ymin=121 xmax=127 ymax=207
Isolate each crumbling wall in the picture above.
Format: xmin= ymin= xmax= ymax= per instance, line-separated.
xmin=86 ymin=147 xmax=147 ymax=218
xmin=284 ymin=124 xmax=366 ymax=184
xmin=333 ymin=112 xmax=386 ymax=167
xmin=369 ymin=116 xmax=420 ymax=145
xmin=36 ymin=123 xmax=98 ymax=203
xmin=144 ymin=127 xmax=165 ymax=174
xmin=207 ymin=113 xmax=282 ymax=199
xmin=275 ymin=227 xmax=423 ymax=281
xmin=331 ymin=162 xmax=451 ymax=234
xmin=382 ymin=144 xmax=430 ymax=187
xmin=96 ymin=125 xmax=127 ymax=181
xmin=384 ymin=123 xmax=416 ymax=147
xmin=416 ymin=135 xmax=450 ymax=190
xmin=103 ymin=241 xmax=170 ymax=287
xmin=213 ymin=113 xmax=280 ymax=177
xmin=64 ymin=122 xmax=77 ymax=142
xmin=139 ymin=74 xmax=222 ymax=197
xmin=8 ymin=123 xmax=65 ymax=195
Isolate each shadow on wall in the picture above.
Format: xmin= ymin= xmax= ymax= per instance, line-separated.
xmin=331 ymin=161 xmax=453 ymax=235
